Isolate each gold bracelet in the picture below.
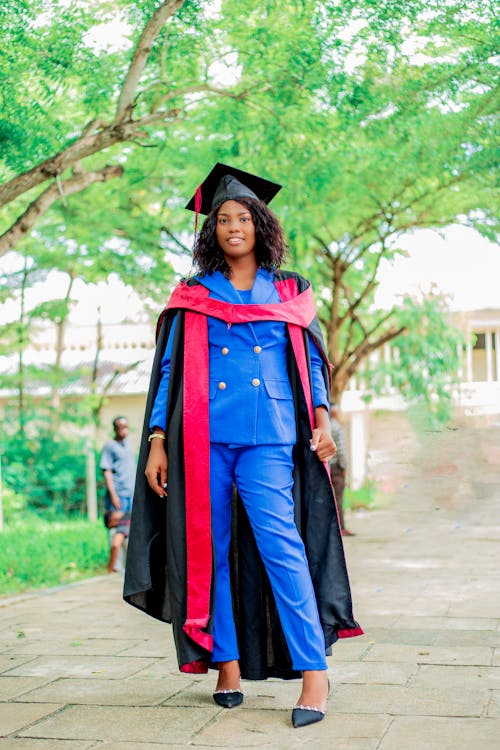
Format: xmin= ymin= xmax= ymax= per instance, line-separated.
xmin=148 ymin=432 xmax=166 ymax=442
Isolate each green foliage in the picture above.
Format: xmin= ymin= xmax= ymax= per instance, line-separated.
xmin=344 ymin=480 xmax=378 ymax=510
xmin=1 ymin=1 xmax=107 ymax=174
xmin=1 ymin=417 xmax=89 ymax=514
xmin=365 ymin=292 xmax=466 ymax=424
xmin=0 ymin=486 xmax=27 ymax=521
xmin=0 ymin=515 xmax=108 ymax=595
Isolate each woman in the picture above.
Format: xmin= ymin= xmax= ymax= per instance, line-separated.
xmin=124 ymin=164 xmax=363 ymax=728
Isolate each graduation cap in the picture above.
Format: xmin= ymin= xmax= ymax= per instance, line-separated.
xmin=185 ymin=162 xmax=282 ymax=217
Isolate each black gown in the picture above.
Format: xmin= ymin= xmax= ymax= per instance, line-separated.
xmin=124 ymin=270 xmax=362 ymax=678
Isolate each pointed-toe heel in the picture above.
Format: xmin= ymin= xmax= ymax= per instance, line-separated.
xmin=292 ymin=705 xmax=325 ymax=728
xmin=212 ymin=689 xmax=244 ymax=708
xmin=292 ymin=676 xmax=330 ymax=727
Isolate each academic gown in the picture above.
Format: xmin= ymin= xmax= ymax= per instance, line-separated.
xmin=123 ymin=269 xmax=362 ymax=679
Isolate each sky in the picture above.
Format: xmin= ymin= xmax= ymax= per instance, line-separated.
xmin=374 ymin=225 xmax=500 ymax=312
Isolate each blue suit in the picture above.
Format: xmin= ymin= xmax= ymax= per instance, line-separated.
xmin=150 ymin=269 xmax=328 ymax=439
xmin=150 ymin=269 xmax=329 ymax=670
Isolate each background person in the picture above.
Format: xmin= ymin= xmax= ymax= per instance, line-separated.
xmin=100 ymin=416 xmax=136 ymax=572
xmin=103 ymin=510 xmax=131 ymax=574
xmin=100 ymin=416 xmax=136 ymax=513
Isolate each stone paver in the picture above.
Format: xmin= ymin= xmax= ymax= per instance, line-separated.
xmin=13 ymin=677 xmax=183 ymax=706
xmin=0 ymin=741 xmax=94 ymax=750
xmin=196 ymin=710 xmax=389 ymax=747
xmin=0 ymin=703 xmax=63 ymax=736
xmin=487 ymin=691 xmax=500 ymax=717
xmin=0 ymin=412 xmax=498 ymax=748
xmin=410 ymin=664 xmax=500 ymax=690
xmin=334 ymin=661 xmax=416 ymax=685
xmin=0 ymin=657 xmax=37 ymax=673
xmin=379 ymin=716 xmax=500 ymax=750
xmin=362 ymin=643 xmax=494 ymax=665
xmin=18 ymin=705 xmax=219 ymax=743
xmin=1 ymin=639 xmax=142 ymax=657
xmin=3 ymin=655 xmax=157 ymax=680
xmin=0 ymin=677 xmax=52 ymax=701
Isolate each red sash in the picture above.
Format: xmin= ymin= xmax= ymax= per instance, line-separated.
xmin=174 ymin=278 xmax=320 ymax=670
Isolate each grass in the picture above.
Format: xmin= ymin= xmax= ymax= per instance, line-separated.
xmin=0 ymin=514 xmax=109 ymax=597
xmin=344 ymin=480 xmax=378 ymax=510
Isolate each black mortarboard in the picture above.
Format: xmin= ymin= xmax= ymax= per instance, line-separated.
xmin=185 ymin=162 xmax=282 ymax=216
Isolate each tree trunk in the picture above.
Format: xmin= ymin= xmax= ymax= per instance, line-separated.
xmin=91 ymin=309 xmax=104 ymax=430
xmin=17 ymin=261 xmax=29 ymax=437
xmin=51 ymin=273 xmax=75 ymax=413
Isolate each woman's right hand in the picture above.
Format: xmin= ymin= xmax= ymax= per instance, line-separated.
xmin=145 ymin=440 xmax=168 ymax=497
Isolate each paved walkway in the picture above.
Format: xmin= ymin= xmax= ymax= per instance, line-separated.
xmin=0 ymin=414 xmax=499 ymax=749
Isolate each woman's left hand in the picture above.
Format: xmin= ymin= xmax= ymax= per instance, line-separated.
xmin=310 ymin=428 xmax=337 ymax=463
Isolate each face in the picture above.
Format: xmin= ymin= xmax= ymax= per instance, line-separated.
xmin=215 ymin=200 xmax=256 ymax=262
xmin=114 ymin=420 xmax=128 ymax=440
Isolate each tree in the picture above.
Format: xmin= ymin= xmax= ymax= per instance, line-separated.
xmin=2 ymin=0 xmax=498 ymax=430
xmin=155 ymin=0 xmax=497 ymax=410
xmin=0 ymin=0 xmax=200 ymax=255
xmin=361 ymin=292 xmax=466 ymax=423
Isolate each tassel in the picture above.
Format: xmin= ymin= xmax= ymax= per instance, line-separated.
xmin=194 ymin=183 xmax=203 ymax=235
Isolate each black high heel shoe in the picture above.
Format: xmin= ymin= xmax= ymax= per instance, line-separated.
xmin=292 ymin=704 xmax=325 ymax=728
xmin=291 ymin=678 xmax=330 ymax=728
xmin=212 ymin=688 xmax=244 ymax=708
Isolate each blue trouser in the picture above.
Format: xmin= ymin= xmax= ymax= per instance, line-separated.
xmin=210 ymin=443 xmax=328 ymax=671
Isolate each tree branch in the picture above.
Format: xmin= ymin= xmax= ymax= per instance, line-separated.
xmin=0 ymin=125 xmax=117 ymax=207
xmin=0 ymin=2 xmax=187 ymax=210
xmin=364 ymin=308 xmax=400 ymax=342
xmin=337 ymin=280 xmax=376 ymax=328
xmin=335 ymin=302 xmax=402 ymax=376
xmin=103 ymin=361 xmax=142 ymax=395
xmin=338 ymin=236 xmax=388 ymax=327
xmin=113 ymin=0 xmax=186 ymax=124
xmin=333 ymin=323 xmax=407 ymax=392
xmin=334 ymin=289 xmax=367 ymax=372
xmin=345 ymin=325 xmax=407 ymax=379
xmin=161 ymin=225 xmax=191 ymax=254
xmin=0 ymin=166 xmax=123 ymax=256
xmin=312 ymin=235 xmax=337 ymax=269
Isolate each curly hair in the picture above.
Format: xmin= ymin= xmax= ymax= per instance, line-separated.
xmin=192 ymin=198 xmax=287 ymax=277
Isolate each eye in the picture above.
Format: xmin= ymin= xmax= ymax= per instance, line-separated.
xmin=218 ymin=217 xmax=227 ymax=224
xmin=240 ymin=216 xmax=250 ymax=222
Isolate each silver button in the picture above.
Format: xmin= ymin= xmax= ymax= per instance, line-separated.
xmin=252 ymin=378 xmax=260 ymax=387
xmin=221 ymin=347 xmax=229 ymax=355
xmin=218 ymin=382 xmax=227 ymax=390
xmin=254 ymin=345 xmax=262 ymax=354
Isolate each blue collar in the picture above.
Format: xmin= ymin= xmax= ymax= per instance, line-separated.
xmin=196 ymin=269 xmax=279 ymax=304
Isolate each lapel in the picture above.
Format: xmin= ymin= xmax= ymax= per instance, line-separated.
xmin=196 ymin=269 xmax=280 ymax=343
xmin=249 ymin=269 xmax=280 ymax=304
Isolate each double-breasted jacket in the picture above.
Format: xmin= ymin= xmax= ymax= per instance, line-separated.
xmin=150 ymin=269 xmax=328 ymax=445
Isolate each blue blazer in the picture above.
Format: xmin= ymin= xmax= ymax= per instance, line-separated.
xmin=150 ymin=269 xmax=328 ymax=445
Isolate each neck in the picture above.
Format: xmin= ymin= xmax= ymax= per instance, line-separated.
xmin=226 ymin=257 xmax=258 ymax=290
